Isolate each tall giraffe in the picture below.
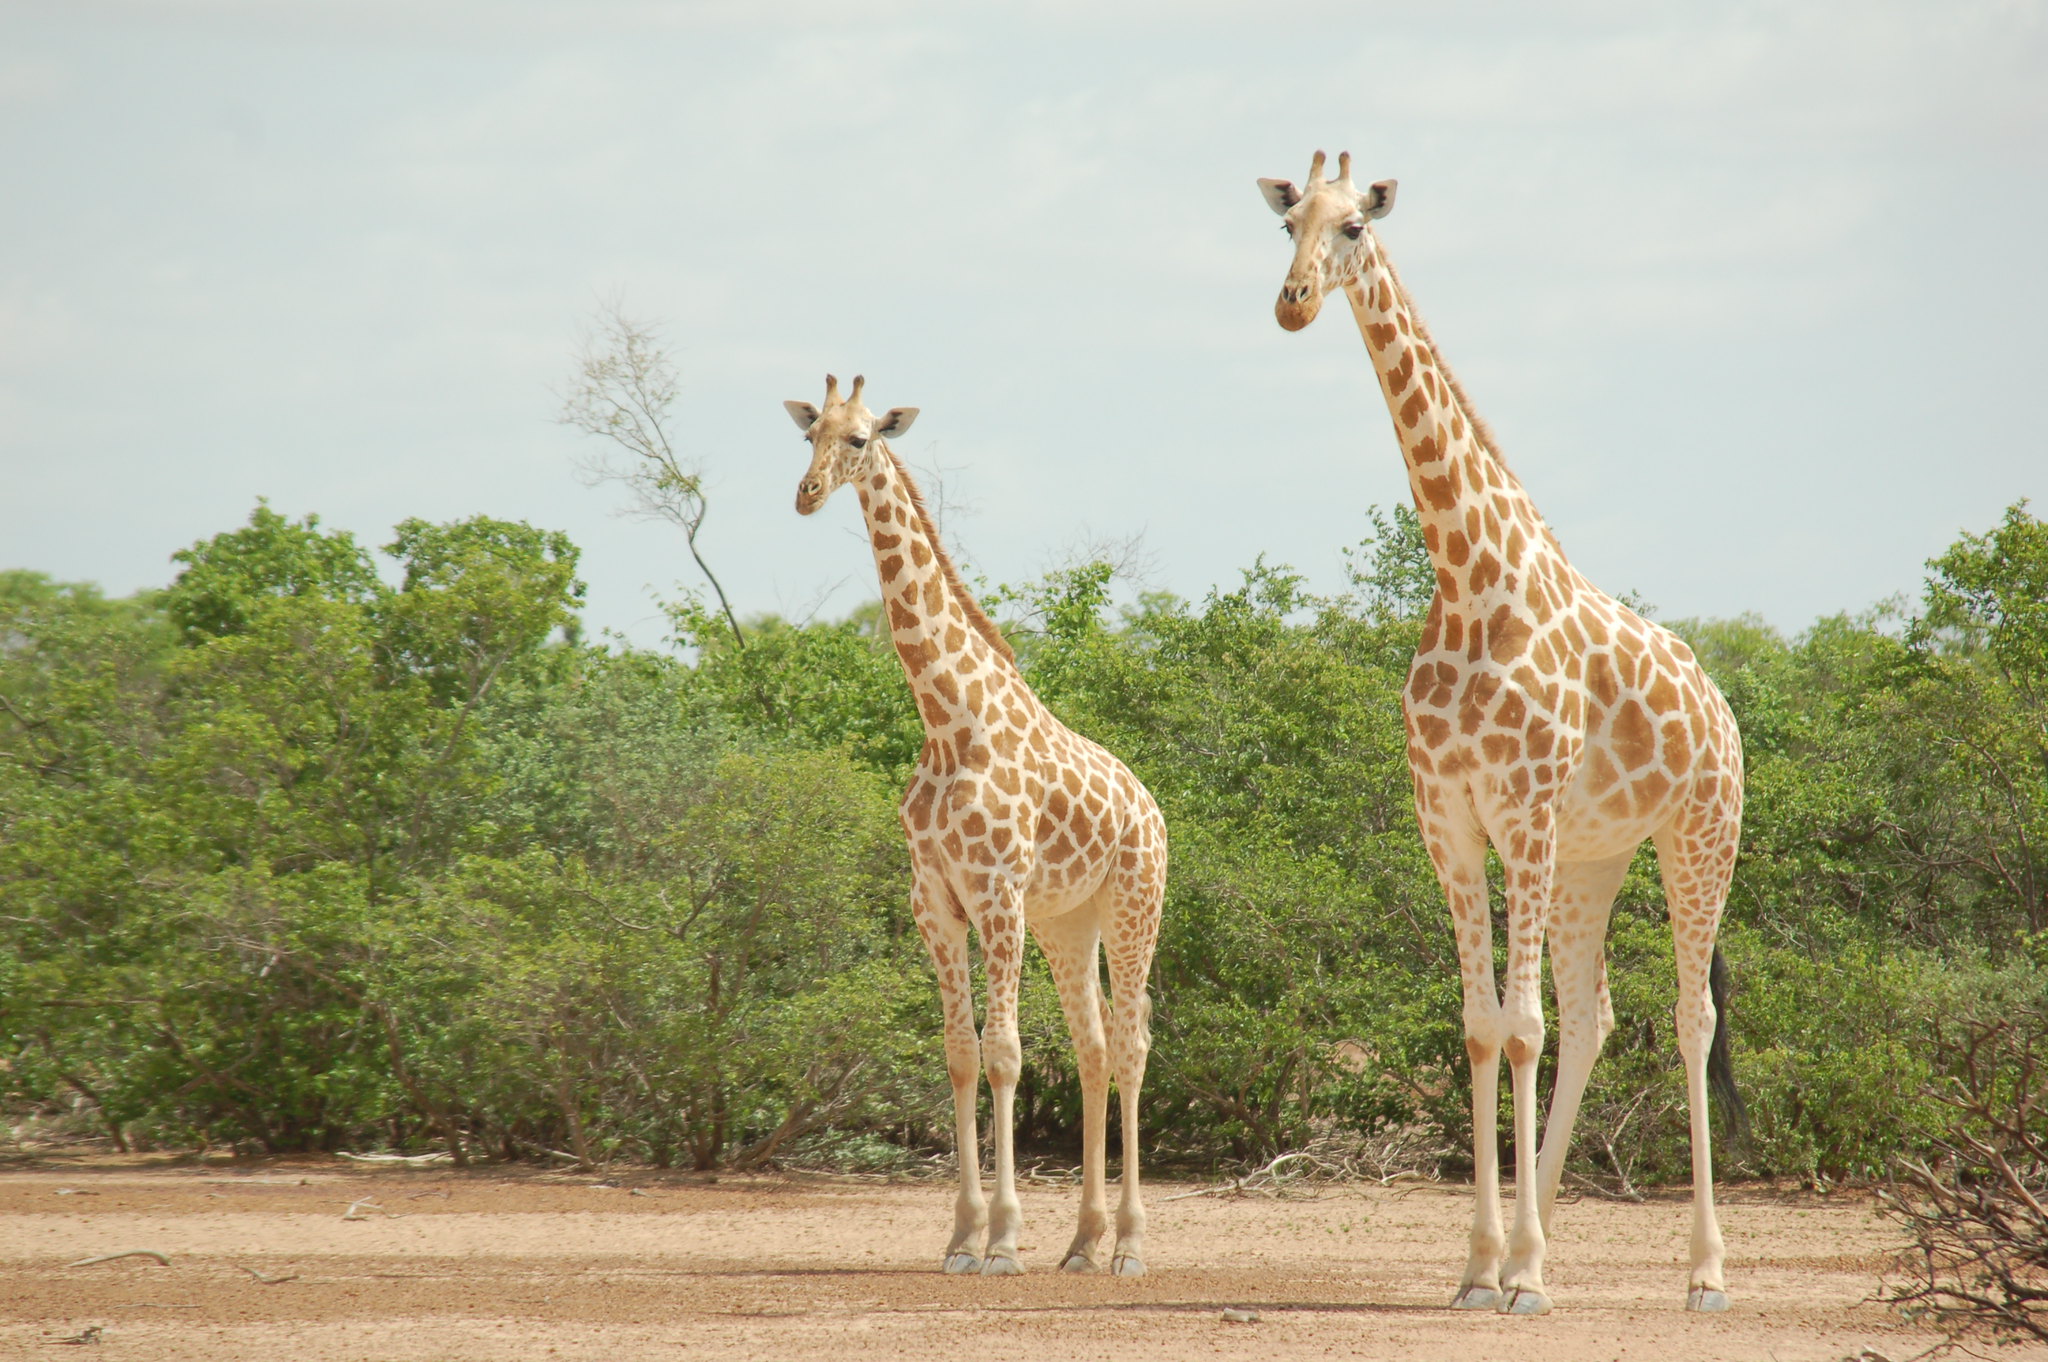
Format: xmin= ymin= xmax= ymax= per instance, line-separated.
xmin=785 ymin=374 xmax=1167 ymax=1277
xmin=1257 ymin=152 xmax=1745 ymax=1315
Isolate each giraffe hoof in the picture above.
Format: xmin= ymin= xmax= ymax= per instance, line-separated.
xmin=979 ymin=1254 xmax=1024 ymax=1276
xmin=1686 ymin=1286 xmax=1730 ymax=1313
xmin=1110 ymin=1253 xmax=1146 ymax=1278
xmin=1060 ymin=1252 xmax=1099 ymax=1274
xmin=1499 ymin=1285 xmax=1552 ymax=1315
xmin=1450 ymin=1285 xmax=1501 ymax=1311
xmin=942 ymin=1252 xmax=981 ymax=1275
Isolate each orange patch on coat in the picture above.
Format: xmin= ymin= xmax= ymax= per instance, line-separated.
xmin=1611 ymin=699 xmax=1657 ymax=770
xmin=1487 ymin=606 xmax=1534 ymax=663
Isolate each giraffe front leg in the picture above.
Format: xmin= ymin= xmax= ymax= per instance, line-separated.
xmin=1427 ymin=821 xmax=1506 ymax=1310
xmin=912 ymin=889 xmax=986 ymax=1274
xmin=1030 ymin=906 xmax=1111 ymax=1274
xmin=975 ymin=887 xmax=1028 ymax=1275
xmin=1497 ymin=826 xmax=1558 ymax=1316
xmin=1454 ymin=1033 xmax=1506 ymax=1311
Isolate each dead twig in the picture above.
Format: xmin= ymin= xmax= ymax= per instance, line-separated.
xmin=1162 ymin=1150 xmax=1342 ymax=1202
xmin=1882 ymin=1014 xmax=2048 ymax=1346
xmin=65 ymin=1251 xmax=170 ymax=1268
xmin=44 ymin=1325 xmax=101 ymax=1346
xmin=335 ymin=1150 xmax=454 ymax=1168
xmin=235 ymin=1266 xmax=298 ymax=1285
xmin=1564 ymin=1169 xmax=1648 ymax=1204
xmin=508 ymin=1136 xmax=583 ymax=1165
xmin=340 ymin=1197 xmax=384 ymax=1221
xmin=1163 ymin=1129 xmax=1448 ymax=1203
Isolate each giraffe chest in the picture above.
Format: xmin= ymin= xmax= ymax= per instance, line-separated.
xmin=1404 ymin=644 xmax=1580 ymax=803
xmin=898 ymin=728 xmax=1132 ymax=918
xmin=1403 ymin=608 xmax=1740 ymax=858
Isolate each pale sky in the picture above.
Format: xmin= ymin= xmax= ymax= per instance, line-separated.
xmin=4 ymin=1 xmax=2044 ymax=645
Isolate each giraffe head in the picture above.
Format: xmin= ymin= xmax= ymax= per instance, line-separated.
xmin=1257 ymin=150 xmax=1397 ymax=331
xmin=783 ymin=373 xmax=920 ymax=516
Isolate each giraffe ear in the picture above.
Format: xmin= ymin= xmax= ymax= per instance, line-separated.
xmin=1257 ymin=178 xmax=1300 ymax=216
xmin=1364 ymin=179 xmax=1397 ymax=219
xmin=783 ymin=400 xmax=820 ymax=431
xmin=874 ymin=407 xmax=919 ymax=439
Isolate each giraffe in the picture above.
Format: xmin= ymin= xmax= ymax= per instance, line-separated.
xmin=785 ymin=373 xmax=1167 ymax=1277
xmin=1256 ymin=152 xmax=1746 ymax=1315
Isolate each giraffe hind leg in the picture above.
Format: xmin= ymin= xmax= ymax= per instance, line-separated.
xmin=1100 ymin=826 xmax=1164 ymax=1278
xmin=1421 ymin=816 xmax=1509 ymax=1310
xmin=1533 ymin=851 xmax=1634 ymax=1235
xmin=1655 ymin=820 xmax=1739 ymax=1310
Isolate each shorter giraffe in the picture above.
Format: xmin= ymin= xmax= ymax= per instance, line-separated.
xmin=786 ymin=374 xmax=1167 ymax=1276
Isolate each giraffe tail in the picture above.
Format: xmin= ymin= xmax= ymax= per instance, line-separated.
xmin=1707 ymin=945 xmax=1751 ymax=1150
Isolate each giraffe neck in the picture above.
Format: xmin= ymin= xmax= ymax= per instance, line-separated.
xmin=855 ymin=442 xmax=1020 ymax=732
xmin=1342 ymin=241 xmax=1573 ymax=618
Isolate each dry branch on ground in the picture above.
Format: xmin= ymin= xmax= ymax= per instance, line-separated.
xmin=1881 ymin=1015 xmax=2048 ymax=1346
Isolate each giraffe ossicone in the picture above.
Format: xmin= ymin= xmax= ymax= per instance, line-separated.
xmin=785 ymin=373 xmax=1167 ymax=1278
xmin=1259 ymin=152 xmax=1747 ymax=1315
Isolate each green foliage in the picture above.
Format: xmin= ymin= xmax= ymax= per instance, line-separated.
xmin=380 ymin=516 xmax=584 ymax=704
xmin=6 ymin=497 xmax=2048 ymax=1186
xmin=1 ymin=505 xmax=933 ymax=1163
xmin=165 ymin=501 xmax=383 ymax=642
xmin=1344 ymin=503 xmax=1436 ymax=623
xmin=659 ymin=592 xmax=922 ymax=781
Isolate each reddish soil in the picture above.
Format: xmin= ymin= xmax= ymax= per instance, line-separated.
xmin=0 ymin=1157 xmax=1952 ymax=1360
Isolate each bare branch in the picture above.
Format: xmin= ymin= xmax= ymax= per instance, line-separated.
xmin=559 ymin=300 xmax=744 ymax=649
xmin=1883 ymin=1015 xmax=2048 ymax=1345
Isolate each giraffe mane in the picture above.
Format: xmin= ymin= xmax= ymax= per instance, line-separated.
xmin=1377 ymin=251 xmax=1507 ymax=469
xmin=1377 ymin=249 xmax=1570 ymax=555
xmin=881 ymin=442 xmax=1017 ymax=666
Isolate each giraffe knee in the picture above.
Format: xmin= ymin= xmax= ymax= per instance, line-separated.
xmin=1674 ymin=995 xmax=1716 ymax=1061
xmin=1110 ymin=1009 xmax=1150 ymax=1083
xmin=981 ymin=1028 xmax=1023 ymax=1088
xmin=1122 ymin=992 xmax=1152 ymax=1048
xmin=945 ymin=1036 xmax=982 ymax=1091
xmin=1501 ymin=1005 xmax=1545 ymax=1068
xmin=1073 ymin=1029 xmax=1110 ymax=1086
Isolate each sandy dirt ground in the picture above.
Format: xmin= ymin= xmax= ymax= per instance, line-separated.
xmin=0 ymin=1157 xmax=1963 ymax=1361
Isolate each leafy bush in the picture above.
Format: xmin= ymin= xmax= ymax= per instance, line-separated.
xmin=6 ymin=499 xmax=2048 ymax=1184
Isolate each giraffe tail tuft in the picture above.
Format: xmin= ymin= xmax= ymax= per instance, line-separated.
xmin=1707 ymin=945 xmax=1751 ymax=1151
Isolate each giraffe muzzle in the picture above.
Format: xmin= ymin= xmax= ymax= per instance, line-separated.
xmin=1275 ymin=284 xmax=1322 ymax=332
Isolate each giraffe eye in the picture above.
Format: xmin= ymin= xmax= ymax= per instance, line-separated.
xmin=849 ymin=435 xmax=868 ymax=448
xmin=1281 ymin=221 xmax=1296 ymax=237
xmin=1343 ymin=220 xmax=1365 ymax=239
